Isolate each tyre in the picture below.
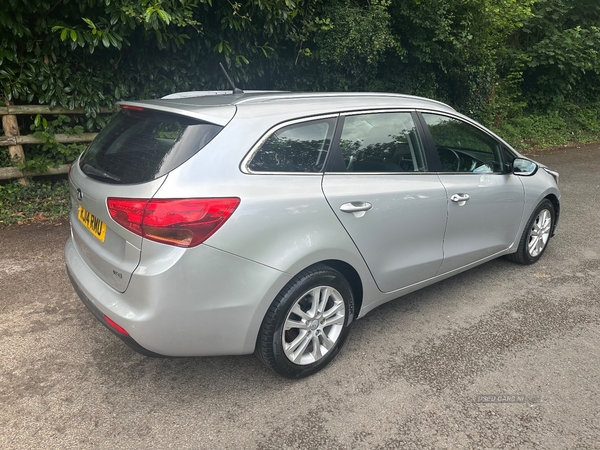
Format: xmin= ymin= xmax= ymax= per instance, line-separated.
xmin=255 ymin=264 xmax=354 ymax=378
xmin=507 ymin=199 xmax=554 ymax=265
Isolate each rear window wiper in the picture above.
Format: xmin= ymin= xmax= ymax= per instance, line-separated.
xmin=82 ymin=164 xmax=122 ymax=183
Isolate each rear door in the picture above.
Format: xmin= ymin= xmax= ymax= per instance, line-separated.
xmin=322 ymin=111 xmax=448 ymax=293
xmin=418 ymin=112 xmax=525 ymax=274
xmin=70 ymin=107 xmax=225 ymax=292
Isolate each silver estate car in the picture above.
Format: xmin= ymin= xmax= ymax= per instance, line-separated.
xmin=66 ymin=91 xmax=560 ymax=378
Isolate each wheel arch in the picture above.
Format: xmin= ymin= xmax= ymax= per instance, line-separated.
xmin=544 ymin=193 xmax=560 ymax=236
xmin=303 ymin=259 xmax=364 ymax=320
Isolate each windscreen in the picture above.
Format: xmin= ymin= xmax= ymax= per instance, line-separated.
xmin=79 ymin=109 xmax=223 ymax=184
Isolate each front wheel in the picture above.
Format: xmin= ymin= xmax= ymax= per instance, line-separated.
xmin=507 ymin=199 xmax=555 ymax=265
xmin=255 ymin=265 xmax=354 ymax=378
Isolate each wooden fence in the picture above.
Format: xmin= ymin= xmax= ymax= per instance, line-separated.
xmin=0 ymin=104 xmax=114 ymax=183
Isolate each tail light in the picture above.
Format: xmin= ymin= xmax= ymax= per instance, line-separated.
xmin=107 ymin=198 xmax=240 ymax=248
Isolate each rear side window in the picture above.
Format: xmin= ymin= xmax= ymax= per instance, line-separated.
xmin=80 ymin=109 xmax=222 ymax=184
xmin=248 ymin=117 xmax=336 ymax=173
xmin=337 ymin=112 xmax=426 ymax=173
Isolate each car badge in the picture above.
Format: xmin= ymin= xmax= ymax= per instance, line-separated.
xmin=76 ymin=188 xmax=83 ymax=201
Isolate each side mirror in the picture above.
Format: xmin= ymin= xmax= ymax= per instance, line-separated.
xmin=512 ymin=157 xmax=538 ymax=176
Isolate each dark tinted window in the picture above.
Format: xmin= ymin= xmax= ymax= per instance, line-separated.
xmin=80 ymin=109 xmax=222 ymax=184
xmin=248 ymin=118 xmax=336 ymax=173
xmin=337 ymin=112 xmax=426 ymax=173
xmin=422 ymin=113 xmax=504 ymax=173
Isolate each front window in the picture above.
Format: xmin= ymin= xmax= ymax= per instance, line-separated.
xmin=422 ymin=113 xmax=504 ymax=173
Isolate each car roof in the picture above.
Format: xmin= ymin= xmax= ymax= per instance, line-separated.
xmin=118 ymin=91 xmax=456 ymax=126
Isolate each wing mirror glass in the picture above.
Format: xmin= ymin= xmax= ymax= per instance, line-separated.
xmin=512 ymin=158 xmax=538 ymax=176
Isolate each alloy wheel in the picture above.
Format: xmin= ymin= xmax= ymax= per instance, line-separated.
xmin=282 ymin=286 xmax=346 ymax=365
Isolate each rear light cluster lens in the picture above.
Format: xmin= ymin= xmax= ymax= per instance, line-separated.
xmin=107 ymin=198 xmax=240 ymax=248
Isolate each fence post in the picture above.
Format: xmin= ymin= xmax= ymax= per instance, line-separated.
xmin=2 ymin=99 xmax=28 ymax=185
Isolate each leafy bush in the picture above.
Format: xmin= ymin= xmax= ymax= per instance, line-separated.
xmin=21 ymin=114 xmax=92 ymax=172
xmin=0 ymin=177 xmax=70 ymax=224
xmin=491 ymin=103 xmax=600 ymax=151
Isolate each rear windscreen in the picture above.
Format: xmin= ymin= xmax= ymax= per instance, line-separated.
xmin=79 ymin=109 xmax=223 ymax=184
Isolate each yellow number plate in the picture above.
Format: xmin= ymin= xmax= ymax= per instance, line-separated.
xmin=77 ymin=206 xmax=107 ymax=242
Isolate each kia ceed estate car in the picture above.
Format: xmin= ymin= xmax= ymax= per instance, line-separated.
xmin=66 ymin=91 xmax=560 ymax=378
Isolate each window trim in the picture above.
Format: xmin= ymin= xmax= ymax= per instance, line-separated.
xmin=240 ymin=113 xmax=340 ymax=175
xmin=324 ymin=109 xmax=432 ymax=175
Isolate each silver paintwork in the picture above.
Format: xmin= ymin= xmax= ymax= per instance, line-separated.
xmin=543 ymin=167 xmax=559 ymax=184
xmin=66 ymin=91 xmax=561 ymax=357
xmin=436 ymin=173 xmax=525 ymax=274
xmin=68 ymin=161 xmax=167 ymax=292
xmin=323 ymin=173 xmax=448 ymax=292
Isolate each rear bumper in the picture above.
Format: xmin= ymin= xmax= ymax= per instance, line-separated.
xmin=67 ymin=265 xmax=166 ymax=357
xmin=65 ymin=234 xmax=292 ymax=356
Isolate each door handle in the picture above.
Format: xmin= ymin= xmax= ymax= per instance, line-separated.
xmin=340 ymin=202 xmax=372 ymax=218
xmin=450 ymin=193 xmax=470 ymax=206
xmin=340 ymin=202 xmax=373 ymax=213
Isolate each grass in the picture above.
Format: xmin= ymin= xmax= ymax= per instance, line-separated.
xmin=489 ymin=103 xmax=600 ymax=152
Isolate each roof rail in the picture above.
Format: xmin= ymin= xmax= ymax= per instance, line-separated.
xmin=232 ymin=92 xmax=454 ymax=110
xmin=161 ymin=90 xmax=286 ymax=100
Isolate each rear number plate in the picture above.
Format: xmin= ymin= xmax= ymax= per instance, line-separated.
xmin=78 ymin=206 xmax=106 ymax=242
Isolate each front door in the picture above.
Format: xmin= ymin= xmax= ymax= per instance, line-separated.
xmin=419 ymin=112 xmax=525 ymax=274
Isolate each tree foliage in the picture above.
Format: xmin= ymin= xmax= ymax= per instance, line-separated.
xmin=0 ymin=0 xmax=302 ymax=115
xmin=0 ymin=0 xmax=598 ymax=136
xmin=514 ymin=0 xmax=600 ymax=106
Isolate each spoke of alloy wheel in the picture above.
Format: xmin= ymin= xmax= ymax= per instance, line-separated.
xmin=541 ymin=214 xmax=551 ymax=233
xmin=310 ymin=335 xmax=322 ymax=360
xmin=286 ymin=329 xmax=309 ymax=353
xmin=320 ymin=332 xmax=335 ymax=350
xmin=293 ymin=332 xmax=312 ymax=362
xmin=317 ymin=287 xmax=330 ymax=316
xmin=323 ymin=314 xmax=344 ymax=327
xmin=291 ymin=303 xmax=312 ymax=321
xmin=323 ymin=301 xmax=343 ymax=319
xmin=285 ymin=318 xmax=308 ymax=331
xmin=286 ymin=330 xmax=311 ymax=362
xmin=530 ymin=230 xmax=546 ymax=256
xmin=307 ymin=287 xmax=321 ymax=318
xmin=529 ymin=236 xmax=538 ymax=254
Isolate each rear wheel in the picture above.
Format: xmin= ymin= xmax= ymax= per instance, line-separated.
xmin=507 ymin=199 xmax=554 ymax=265
xmin=255 ymin=265 xmax=354 ymax=378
